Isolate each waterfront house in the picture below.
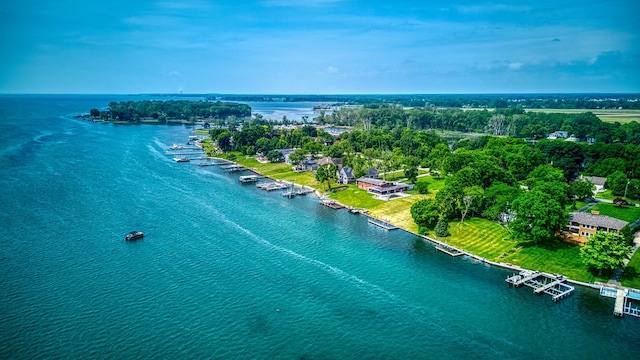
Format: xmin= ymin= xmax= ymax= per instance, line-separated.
xmin=294 ymin=158 xmax=318 ymax=172
xmin=356 ymin=177 xmax=410 ymax=196
xmin=278 ymin=148 xmax=296 ymax=164
xmin=317 ymin=156 xmax=343 ymax=169
xmin=337 ymin=167 xmax=356 ymax=184
xmin=580 ymin=175 xmax=607 ymax=193
xmin=563 ymin=211 xmax=629 ymax=245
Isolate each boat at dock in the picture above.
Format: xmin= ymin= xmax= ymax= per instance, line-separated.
xmin=125 ymin=231 xmax=144 ymax=241
xmin=170 ymin=144 xmax=184 ymax=150
xmin=173 ymin=157 xmax=190 ymax=162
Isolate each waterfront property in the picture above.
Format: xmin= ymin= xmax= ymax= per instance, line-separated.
xmin=563 ymin=211 xmax=629 ymax=245
xmin=600 ymin=286 xmax=640 ymax=318
xmin=506 ymin=270 xmax=575 ymax=301
xmin=337 ymin=167 xmax=356 ymax=184
xmin=356 ymin=177 xmax=410 ymax=196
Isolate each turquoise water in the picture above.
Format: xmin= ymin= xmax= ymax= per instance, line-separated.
xmin=0 ymin=95 xmax=638 ymax=359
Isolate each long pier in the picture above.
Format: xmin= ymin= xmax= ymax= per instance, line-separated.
xmin=256 ymin=181 xmax=290 ymax=191
xmin=506 ymin=271 xmax=575 ymax=301
xmin=435 ymin=244 xmax=464 ymax=257
xmin=220 ymin=164 xmax=246 ymax=173
xmin=367 ymin=218 xmax=398 ymax=230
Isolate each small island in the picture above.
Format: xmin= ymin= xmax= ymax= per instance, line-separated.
xmin=79 ymin=99 xmax=251 ymax=124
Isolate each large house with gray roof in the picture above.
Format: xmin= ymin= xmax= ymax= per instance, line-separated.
xmin=563 ymin=211 xmax=628 ymax=245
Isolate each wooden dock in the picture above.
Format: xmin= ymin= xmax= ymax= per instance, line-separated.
xmin=256 ymin=182 xmax=290 ymax=191
xmin=320 ymin=199 xmax=344 ymax=209
xmin=239 ymin=175 xmax=260 ymax=183
xmin=435 ymin=244 xmax=464 ymax=257
xmin=614 ymin=289 xmax=627 ymax=317
xmin=367 ymin=218 xmax=398 ymax=230
xmin=220 ymin=164 xmax=245 ymax=172
xmin=506 ymin=271 xmax=574 ymax=301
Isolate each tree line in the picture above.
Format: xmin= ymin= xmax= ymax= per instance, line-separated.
xmin=213 ymin=94 xmax=640 ymax=110
xmin=314 ymin=106 xmax=640 ymax=144
xmin=89 ymin=100 xmax=251 ymax=123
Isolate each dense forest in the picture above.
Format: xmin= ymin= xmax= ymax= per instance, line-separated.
xmin=88 ymin=100 xmax=251 ymax=123
xmin=313 ymin=106 xmax=640 ymax=145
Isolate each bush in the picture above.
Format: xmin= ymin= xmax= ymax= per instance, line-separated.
xmin=435 ymin=220 xmax=450 ymax=237
xmin=416 ymin=182 xmax=429 ymax=194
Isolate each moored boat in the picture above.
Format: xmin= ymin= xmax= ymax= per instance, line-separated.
xmin=125 ymin=231 xmax=144 ymax=241
xmin=173 ymin=157 xmax=190 ymax=162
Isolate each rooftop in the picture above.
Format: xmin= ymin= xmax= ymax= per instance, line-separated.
xmin=568 ymin=212 xmax=628 ymax=231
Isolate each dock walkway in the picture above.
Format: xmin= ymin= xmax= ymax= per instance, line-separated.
xmin=320 ymin=199 xmax=345 ymax=209
xmin=506 ymin=271 xmax=574 ymax=301
xmin=367 ymin=218 xmax=398 ymax=230
xmin=435 ymin=244 xmax=464 ymax=257
xmin=614 ymin=289 xmax=627 ymax=317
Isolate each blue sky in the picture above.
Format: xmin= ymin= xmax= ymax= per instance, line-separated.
xmin=1 ymin=0 xmax=639 ymax=94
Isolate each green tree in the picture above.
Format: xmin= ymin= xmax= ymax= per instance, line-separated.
xmin=627 ymin=179 xmax=640 ymax=201
xmin=288 ymin=148 xmax=307 ymax=166
xmin=416 ymin=182 xmax=429 ymax=194
xmin=580 ymin=231 xmax=631 ymax=274
xmin=428 ymin=143 xmax=451 ymax=176
xmin=434 ymin=219 xmax=450 ymax=237
xmin=217 ymin=131 xmax=232 ymax=152
xmin=606 ymin=170 xmax=628 ymax=196
xmin=483 ymin=182 xmax=521 ymax=222
xmin=571 ymin=179 xmax=596 ymax=200
xmin=266 ymin=150 xmax=284 ymax=163
xmin=403 ymin=156 xmax=419 ymax=184
xmin=90 ymin=108 xmax=100 ymax=117
xmin=410 ymin=199 xmax=440 ymax=230
xmin=315 ymin=163 xmax=337 ymax=191
xmin=510 ymin=190 xmax=566 ymax=243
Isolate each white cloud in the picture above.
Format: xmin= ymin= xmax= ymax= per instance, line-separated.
xmin=327 ymin=66 xmax=339 ymax=73
xmin=508 ymin=62 xmax=524 ymax=70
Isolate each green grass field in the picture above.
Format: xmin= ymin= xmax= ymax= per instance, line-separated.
xmin=328 ymin=185 xmax=385 ymax=209
xmin=590 ymin=203 xmax=640 ymax=224
xmin=621 ymin=252 xmax=640 ymax=289
xmin=525 ymin=108 xmax=640 ymax=124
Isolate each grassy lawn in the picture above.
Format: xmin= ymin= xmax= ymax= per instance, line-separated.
xmin=368 ymin=195 xmax=429 ymax=232
xmin=590 ymin=203 xmax=640 ymax=223
xmin=499 ymin=241 xmax=611 ymax=283
xmin=418 ymin=217 xmax=611 ymax=283
xmin=621 ymin=252 xmax=640 ymax=289
xmin=328 ymin=185 xmax=385 ymax=209
xmin=407 ymin=176 xmax=446 ymax=196
xmin=231 ymin=155 xmax=319 ymax=187
xmin=435 ymin=218 xmax=515 ymax=259
xmin=596 ymin=190 xmax=618 ymax=201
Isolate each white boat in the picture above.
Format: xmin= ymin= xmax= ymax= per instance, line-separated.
xmin=170 ymin=144 xmax=184 ymax=150
xmin=173 ymin=157 xmax=190 ymax=162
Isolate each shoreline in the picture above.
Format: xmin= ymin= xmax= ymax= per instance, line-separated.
xmin=206 ymin=155 xmax=627 ymax=295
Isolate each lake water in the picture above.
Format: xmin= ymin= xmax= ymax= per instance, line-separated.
xmin=0 ymin=95 xmax=638 ymax=359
